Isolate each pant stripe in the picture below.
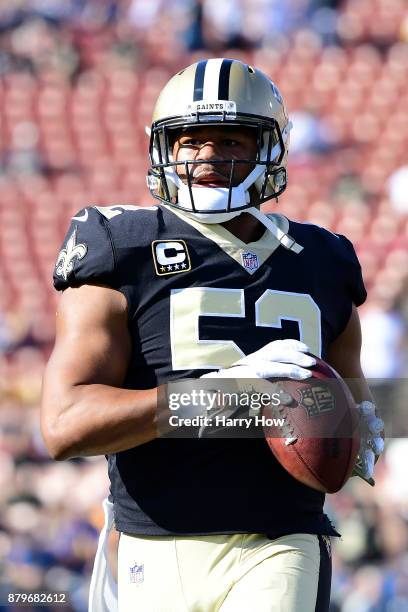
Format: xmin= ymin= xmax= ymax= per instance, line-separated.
xmin=315 ymin=535 xmax=332 ymax=612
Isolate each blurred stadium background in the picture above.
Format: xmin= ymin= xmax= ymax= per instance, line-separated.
xmin=0 ymin=0 xmax=407 ymax=610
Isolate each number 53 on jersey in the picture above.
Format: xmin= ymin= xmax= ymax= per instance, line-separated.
xmin=170 ymin=287 xmax=322 ymax=371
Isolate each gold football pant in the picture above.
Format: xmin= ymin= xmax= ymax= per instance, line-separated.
xmin=117 ymin=532 xmax=331 ymax=612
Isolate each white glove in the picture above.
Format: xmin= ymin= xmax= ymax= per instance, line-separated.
xmin=202 ymin=339 xmax=316 ymax=384
xmin=198 ymin=340 xmax=315 ymax=438
xmin=353 ymin=400 xmax=385 ymax=485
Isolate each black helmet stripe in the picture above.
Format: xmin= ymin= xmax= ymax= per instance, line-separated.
xmin=218 ymin=59 xmax=233 ymax=100
xmin=193 ymin=60 xmax=208 ymax=101
xmin=193 ymin=58 xmax=233 ymax=101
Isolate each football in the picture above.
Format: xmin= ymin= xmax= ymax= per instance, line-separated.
xmin=263 ymin=356 xmax=360 ymax=493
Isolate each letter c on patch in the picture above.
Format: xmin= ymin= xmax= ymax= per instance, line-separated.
xmin=155 ymin=241 xmax=186 ymax=265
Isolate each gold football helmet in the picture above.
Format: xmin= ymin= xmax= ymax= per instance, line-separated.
xmin=147 ymin=58 xmax=291 ymax=221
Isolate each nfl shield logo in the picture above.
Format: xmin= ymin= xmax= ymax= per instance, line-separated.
xmin=241 ymin=251 xmax=259 ymax=272
xmin=298 ymin=385 xmax=335 ymax=417
xmin=130 ymin=563 xmax=144 ymax=585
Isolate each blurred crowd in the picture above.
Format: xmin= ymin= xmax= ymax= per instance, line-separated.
xmin=0 ymin=0 xmax=407 ymax=610
xmin=0 ymin=0 xmax=406 ymax=79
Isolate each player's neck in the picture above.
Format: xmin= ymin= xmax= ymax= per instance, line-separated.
xmin=221 ymin=212 xmax=266 ymax=244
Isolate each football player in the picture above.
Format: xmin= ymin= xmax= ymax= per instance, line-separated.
xmin=41 ymin=59 xmax=384 ymax=611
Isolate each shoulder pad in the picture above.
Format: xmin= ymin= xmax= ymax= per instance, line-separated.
xmin=335 ymin=233 xmax=367 ymax=306
xmin=54 ymin=207 xmax=115 ymax=290
xmin=290 ymin=221 xmax=366 ymax=306
xmin=93 ymin=204 xmax=158 ymax=221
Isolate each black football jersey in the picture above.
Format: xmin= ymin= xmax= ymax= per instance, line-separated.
xmin=54 ymin=204 xmax=366 ymax=537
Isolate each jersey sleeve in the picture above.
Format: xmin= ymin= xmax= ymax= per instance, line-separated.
xmin=53 ymin=207 xmax=115 ymax=290
xmin=337 ymin=235 xmax=367 ymax=307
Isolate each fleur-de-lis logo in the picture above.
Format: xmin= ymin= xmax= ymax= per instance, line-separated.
xmin=270 ymin=81 xmax=283 ymax=104
xmin=55 ymin=229 xmax=87 ymax=281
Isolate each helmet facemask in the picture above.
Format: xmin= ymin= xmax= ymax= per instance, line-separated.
xmin=147 ymin=112 xmax=290 ymax=220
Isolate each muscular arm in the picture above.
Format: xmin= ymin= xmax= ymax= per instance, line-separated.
xmin=327 ymin=304 xmax=373 ymax=403
xmin=41 ymin=284 xmax=161 ymax=460
xmin=328 ymin=304 xmax=384 ymax=483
